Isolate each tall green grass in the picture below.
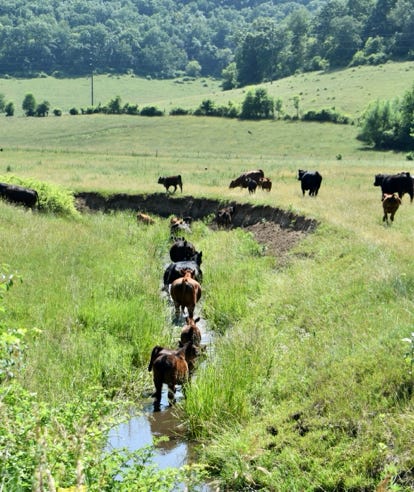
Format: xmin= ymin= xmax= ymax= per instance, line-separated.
xmin=183 ymin=224 xmax=414 ymax=490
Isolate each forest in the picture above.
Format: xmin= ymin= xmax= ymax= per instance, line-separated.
xmin=0 ymin=0 xmax=412 ymax=85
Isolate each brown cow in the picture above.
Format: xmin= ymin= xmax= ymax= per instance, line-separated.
xmin=170 ymin=216 xmax=192 ymax=236
xmin=137 ymin=212 xmax=155 ymax=225
xmin=170 ymin=269 xmax=202 ymax=319
xmin=258 ymin=177 xmax=272 ymax=191
xmin=229 ymin=169 xmax=264 ymax=189
xmin=180 ymin=316 xmax=202 ymax=347
xmin=216 ymin=205 xmax=234 ymax=228
xmin=382 ymin=193 xmax=402 ymax=223
xmin=148 ymin=341 xmax=199 ymax=410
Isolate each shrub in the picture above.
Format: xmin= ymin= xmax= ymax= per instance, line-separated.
xmin=5 ymin=102 xmax=14 ymax=116
xmin=140 ymin=106 xmax=163 ymax=116
xmin=302 ymin=108 xmax=350 ymax=124
xmin=170 ymin=107 xmax=191 ymax=115
xmin=69 ymin=107 xmax=79 ymax=115
xmin=53 ymin=108 xmax=62 ymax=116
xmin=0 ymin=175 xmax=79 ymax=217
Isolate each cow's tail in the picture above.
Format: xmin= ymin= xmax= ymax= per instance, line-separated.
xmin=148 ymin=346 xmax=164 ymax=371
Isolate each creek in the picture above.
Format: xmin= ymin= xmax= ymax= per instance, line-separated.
xmin=107 ymin=316 xmax=214 ymax=489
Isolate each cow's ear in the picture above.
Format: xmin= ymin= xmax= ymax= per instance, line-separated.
xmin=195 ymin=317 xmax=200 ymax=323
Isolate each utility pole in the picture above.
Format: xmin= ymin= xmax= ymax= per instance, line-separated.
xmin=89 ymin=57 xmax=94 ymax=107
xmin=91 ymin=68 xmax=94 ymax=106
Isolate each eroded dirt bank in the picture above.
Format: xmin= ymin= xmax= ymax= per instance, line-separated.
xmin=75 ymin=192 xmax=318 ymax=257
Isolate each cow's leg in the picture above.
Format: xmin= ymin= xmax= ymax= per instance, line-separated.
xmin=390 ymin=212 xmax=395 ymax=222
xmin=187 ymin=304 xmax=194 ymax=319
xmin=167 ymin=384 xmax=176 ymax=405
xmin=153 ymin=378 xmax=162 ymax=411
xmin=174 ymin=302 xmax=180 ymax=319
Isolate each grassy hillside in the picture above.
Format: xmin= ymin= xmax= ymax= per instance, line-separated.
xmin=1 ymin=61 xmax=414 ymax=117
xmin=0 ymin=63 xmax=413 ymax=490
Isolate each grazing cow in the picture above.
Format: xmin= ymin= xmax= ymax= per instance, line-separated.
xmin=373 ymin=172 xmax=413 ymax=202
xmin=229 ymin=169 xmax=264 ymax=189
xmin=382 ymin=193 xmax=402 ymax=223
xmin=246 ymin=178 xmax=257 ymax=194
xmin=0 ymin=183 xmax=38 ymax=209
xmin=158 ymin=175 xmax=183 ymax=193
xmin=170 ymin=269 xmax=202 ymax=319
xmin=163 ymin=255 xmax=203 ymax=288
xmin=216 ymin=205 xmax=234 ymax=228
xmin=136 ymin=212 xmax=155 ymax=225
xmin=180 ymin=316 xmax=202 ymax=347
xmin=258 ymin=177 xmax=272 ymax=191
xmin=169 ymin=238 xmax=197 ymax=262
xmin=148 ymin=341 xmax=199 ymax=410
xmin=297 ymin=170 xmax=323 ymax=196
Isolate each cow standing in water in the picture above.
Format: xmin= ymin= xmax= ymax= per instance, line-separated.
xmin=170 ymin=269 xmax=202 ymax=319
xmin=148 ymin=341 xmax=199 ymax=410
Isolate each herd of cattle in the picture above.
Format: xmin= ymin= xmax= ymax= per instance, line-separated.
xmin=147 ymin=222 xmax=204 ymax=410
xmin=146 ymin=169 xmax=414 ymax=410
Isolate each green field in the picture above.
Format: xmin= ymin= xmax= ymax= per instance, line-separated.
xmin=1 ymin=63 xmax=414 ymax=491
xmin=1 ymin=60 xmax=414 ymax=117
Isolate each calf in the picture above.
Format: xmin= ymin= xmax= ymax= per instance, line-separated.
xmin=170 ymin=216 xmax=191 ymax=235
xmin=258 ymin=177 xmax=272 ymax=191
xmin=382 ymin=193 xmax=402 ymax=223
xmin=180 ymin=316 xmax=202 ymax=347
xmin=246 ymin=177 xmax=257 ymax=194
xmin=170 ymin=269 xmax=202 ymax=319
xmin=136 ymin=212 xmax=155 ymax=225
xmin=216 ymin=205 xmax=234 ymax=228
xmin=158 ymin=175 xmax=183 ymax=193
xmin=148 ymin=341 xmax=198 ymax=410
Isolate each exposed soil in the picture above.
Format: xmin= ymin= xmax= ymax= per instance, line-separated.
xmin=75 ymin=192 xmax=318 ymax=259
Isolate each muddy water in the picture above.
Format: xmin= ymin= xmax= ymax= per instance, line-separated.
xmin=107 ymin=318 xmax=214 ymax=487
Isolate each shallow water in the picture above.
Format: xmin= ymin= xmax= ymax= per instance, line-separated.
xmin=107 ymin=317 xmax=214 ymax=488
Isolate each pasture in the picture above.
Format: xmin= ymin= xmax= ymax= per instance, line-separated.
xmin=1 ymin=64 xmax=414 ymax=490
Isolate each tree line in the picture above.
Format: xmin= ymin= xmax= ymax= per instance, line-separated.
xmin=0 ymin=0 xmax=412 ymax=85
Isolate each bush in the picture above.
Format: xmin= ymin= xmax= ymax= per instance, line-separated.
xmin=0 ymin=175 xmax=79 ymax=217
xmin=69 ymin=107 xmax=79 ymax=115
xmin=5 ymin=102 xmax=14 ymax=117
xmin=140 ymin=106 xmax=163 ymax=116
xmin=302 ymin=108 xmax=350 ymax=124
xmin=170 ymin=107 xmax=191 ymax=115
xmin=53 ymin=108 xmax=62 ymax=116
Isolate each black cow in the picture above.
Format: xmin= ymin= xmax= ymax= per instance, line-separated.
xmin=158 ymin=175 xmax=183 ymax=193
xmin=246 ymin=178 xmax=257 ymax=194
xmin=0 ymin=183 xmax=38 ymax=208
xmin=297 ymin=170 xmax=322 ymax=196
xmin=163 ymin=255 xmax=203 ymax=289
xmin=373 ymin=172 xmax=413 ymax=202
xmin=169 ymin=238 xmax=198 ymax=262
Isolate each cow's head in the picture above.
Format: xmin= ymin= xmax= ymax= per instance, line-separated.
xmin=297 ymin=169 xmax=306 ymax=180
xmin=373 ymin=174 xmax=384 ymax=186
